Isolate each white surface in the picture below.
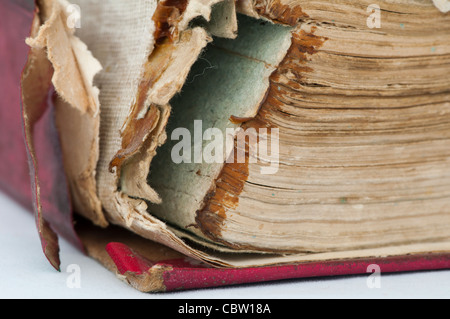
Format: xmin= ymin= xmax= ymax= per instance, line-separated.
xmin=0 ymin=191 xmax=449 ymax=299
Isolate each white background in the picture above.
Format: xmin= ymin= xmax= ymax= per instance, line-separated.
xmin=0 ymin=191 xmax=449 ymax=299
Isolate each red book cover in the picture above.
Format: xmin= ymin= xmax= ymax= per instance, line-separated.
xmin=1 ymin=0 xmax=449 ymax=293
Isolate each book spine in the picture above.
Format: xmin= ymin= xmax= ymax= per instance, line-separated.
xmin=106 ymin=242 xmax=450 ymax=292
xmin=0 ymin=1 xmax=35 ymax=209
xmin=1 ymin=0 xmax=83 ymax=270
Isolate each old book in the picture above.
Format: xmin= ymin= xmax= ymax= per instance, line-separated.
xmin=1 ymin=0 xmax=450 ymax=291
